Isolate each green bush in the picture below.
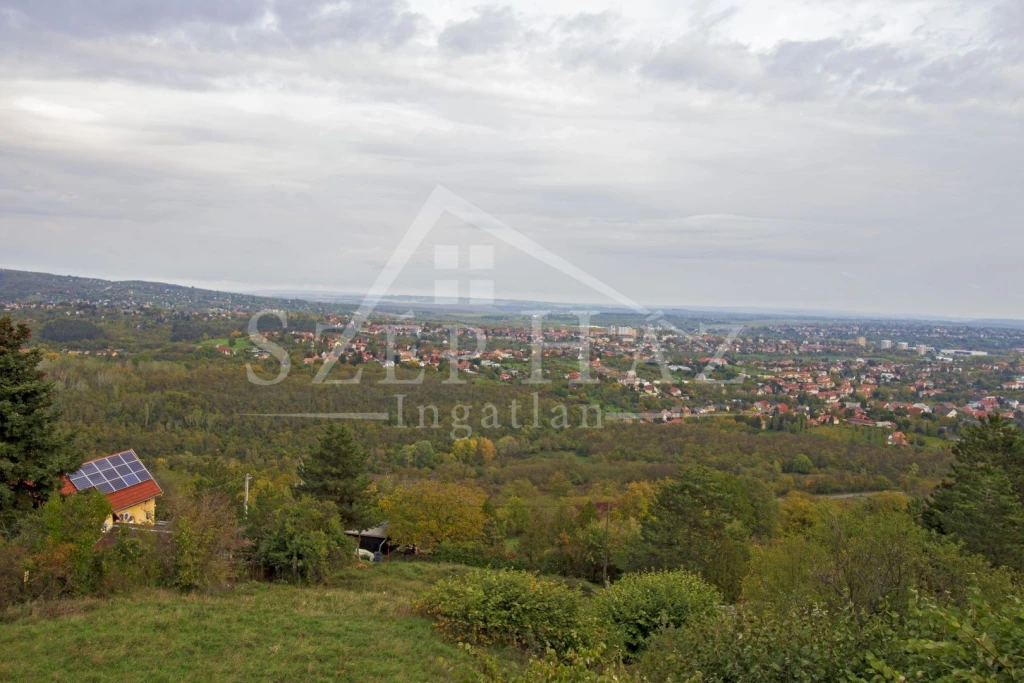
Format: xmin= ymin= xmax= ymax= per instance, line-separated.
xmin=641 ymin=603 xmax=892 ymax=682
xmin=0 ymin=539 xmax=29 ymax=610
xmin=454 ymin=643 xmax=649 ymax=682
xmin=416 ymin=569 xmax=588 ymax=654
xmin=170 ymin=491 xmax=243 ymax=591
xmin=433 ymin=542 xmax=523 ymax=570
xmin=248 ymin=495 xmax=354 ymax=583
xmin=639 ymin=588 xmax=1024 ymax=682
xmin=99 ymin=527 xmax=173 ymax=593
xmin=878 ymin=588 xmax=1024 ymax=681
xmin=18 ymin=489 xmax=112 ymax=598
xmin=590 ymin=569 xmax=720 ymax=655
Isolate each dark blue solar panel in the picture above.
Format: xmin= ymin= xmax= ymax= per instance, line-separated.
xmin=67 ymin=452 xmax=155 ymax=495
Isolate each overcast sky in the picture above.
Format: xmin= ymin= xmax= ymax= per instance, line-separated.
xmin=0 ymin=0 xmax=1021 ymax=318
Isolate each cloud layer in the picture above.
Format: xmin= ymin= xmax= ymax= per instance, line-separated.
xmin=0 ymin=0 xmax=1021 ymax=317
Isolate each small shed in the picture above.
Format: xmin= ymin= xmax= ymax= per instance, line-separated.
xmin=345 ymin=521 xmax=393 ymax=554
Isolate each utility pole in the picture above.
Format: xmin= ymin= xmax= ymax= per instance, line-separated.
xmin=602 ymin=502 xmax=611 ymax=586
xmin=244 ymin=474 xmax=252 ymax=518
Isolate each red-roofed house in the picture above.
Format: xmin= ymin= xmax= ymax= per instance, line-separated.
xmin=62 ymin=450 xmax=162 ymax=528
xmin=888 ymin=431 xmax=909 ymax=447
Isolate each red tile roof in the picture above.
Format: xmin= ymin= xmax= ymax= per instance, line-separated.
xmin=105 ymin=479 xmax=162 ymax=512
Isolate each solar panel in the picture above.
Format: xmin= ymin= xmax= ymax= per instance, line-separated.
xmin=66 ymin=451 xmax=155 ymax=493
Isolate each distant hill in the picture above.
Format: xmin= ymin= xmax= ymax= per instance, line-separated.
xmin=0 ymin=269 xmax=331 ymax=312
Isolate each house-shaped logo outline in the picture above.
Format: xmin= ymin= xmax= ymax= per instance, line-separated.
xmin=308 ymin=185 xmax=741 ymax=385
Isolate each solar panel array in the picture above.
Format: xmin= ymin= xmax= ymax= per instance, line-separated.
xmin=67 ymin=451 xmax=152 ymax=495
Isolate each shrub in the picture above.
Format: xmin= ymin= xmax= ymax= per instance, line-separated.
xmin=0 ymin=539 xmax=29 ymax=610
xmin=640 ymin=603 xmax=892 ymax=682
xmin=416 ymin=569 xmax=588 ymax=653
xmin=169 ymin=491 xmax=244 ymax=591
xmin=432 ymin=542 xmax=522 ymax=570
xmin=742 ymin=502 xmax=1019 ymax=616
xmin=454 ymin=643 xmax=648 ymax=683
xmin=638 ymin=588 xmax=1024 ymax=682
xmin=18 ymin=489 xmax=111 ymax=598
xmin=590 ymin=569 xmax=720 ymax=655
xmin=98 ymin=527 xmax=172 ymax=593
xmin=248 ymin=496 xmax=354 ymax=583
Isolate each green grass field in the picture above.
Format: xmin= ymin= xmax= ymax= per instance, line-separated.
xmin=198 ymin=337 xmax=252 ymax=352
xmin=0 ymin=563 xmax=495 ymax=682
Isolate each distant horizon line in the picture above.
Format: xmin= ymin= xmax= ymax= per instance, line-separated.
xmin=2 ymin=265 xmax=1022 ymax=327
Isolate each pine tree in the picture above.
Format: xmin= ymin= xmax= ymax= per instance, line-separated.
xmin=0 ymin=316 xmax=81 ymax=532
xmin=296 ymin=425 xmax=371 ymax=529
xmin=923 ymin=417 xmax=1024 ymax=571
xmin=633 ymin=466 xmax=748 ymax=598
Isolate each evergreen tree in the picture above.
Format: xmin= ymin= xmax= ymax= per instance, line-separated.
xmin=633 ymin=466 xmax=749 ymax=599
xmin=0 ymin=317 xmax=81 ymax=533
xmin=296 ymin=425 xmax=371 ymax=529
xmin=923 ymin=416 xmax=1024 ymax=571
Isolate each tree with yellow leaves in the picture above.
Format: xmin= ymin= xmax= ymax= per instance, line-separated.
xmin=378 ymin=481 xmax=486 ymax=549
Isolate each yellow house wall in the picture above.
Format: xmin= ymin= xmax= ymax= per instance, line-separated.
xmin=111 ymin=498 xmax=157 ymax=525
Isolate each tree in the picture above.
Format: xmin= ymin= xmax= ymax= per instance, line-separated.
xmin=744 ymin=500 xmax=1014 ymax=616
xmin=790 ymin=453 xmax=814 ymax=474
xmin=0 ymin=317 xmax=81 ymax=532
xmin=615 ymin=481 xmax=658 ymax=522
xmin=476 ymin=437 xmax=495 ymax=464
xmin=296 ymin=425 xmax=371 ymax=529
xmin=632 ymin=466 xmax=749 ymax=600
xmin=20 ymin=489 xmax=112 ymax=597
xmin=249 ymin=495 xmax=353 ymax=582
xmin=378 ymin=481 xmax=486 ymax=549
xmin=501 ymin=496 xmax=530 ymax=537
xmin=169 ymin=490 xmax=243 ymax=591
xmin=923 ymin=417 xmax=1024 ymax=571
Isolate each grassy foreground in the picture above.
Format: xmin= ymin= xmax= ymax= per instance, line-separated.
xmin=0 ymin=563 xmax=490 ymax=682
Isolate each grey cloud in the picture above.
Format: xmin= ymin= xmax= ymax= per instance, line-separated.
xmin=0 ymin=0 xmax=262 ymax=36
xmin=273 ymin=0 xmax=424 ymax=47
xmin=990 ymin=0 xmax=1024 ymax=48
xmin=551 ymin=11 xmax=617 ymax=35
xmin=0 ymin=0 xmax=1021 ymax=317
xmin=0 ymin=0 xmax=424 ymax=48
xmin=638 ymin=34 xmax=1023 ymax=105
xmin=438 ymin=6 xmax=524 ymax=55
xmin=641 ymin=39 xmax=759 ymax=90
xmin=766 ymin=39 xmax=913 ymax=93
